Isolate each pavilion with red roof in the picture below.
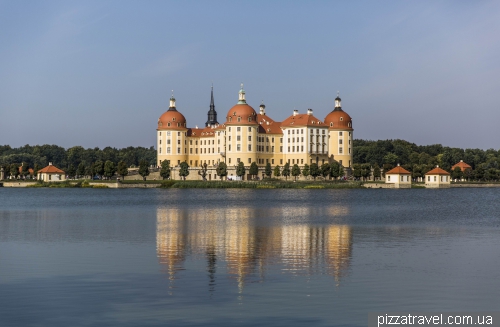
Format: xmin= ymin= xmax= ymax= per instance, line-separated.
xmin=37 ymin=163 xmax=66 ymax=182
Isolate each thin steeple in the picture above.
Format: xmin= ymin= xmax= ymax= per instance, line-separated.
xmin=205 ymin=84 xmax=218 ymax=127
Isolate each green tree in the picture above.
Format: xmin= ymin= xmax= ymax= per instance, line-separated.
xmin=20 ymin=162 xmax=30 ymax=179
xmin=320 ymin=163 xmax=330 ymax=178
xmin=309 ymin=163 xmax=320 ymax=180
xmin=372 ymin=163 xmax=381 ymax=180
xmin=302 ymin=164 xmax=310 ymax=179
xmin=361 ymin=163 xmax=371 ymax=181
xmin=93 ymin=160 xmax=104 ymax=179
xmin=264 ymin=162 xmax=272 ymax=179
xmin=273 ymin=165 xmax=281 ymax=177
xmin=451 ymin=167 xmax=463 ymax=181
xmin=216 ymin=162 xmax=227 ymax=180
xmin=330 ymin=161 xmax=340 ymax=180
xmin=292 ymin=164 xmax=301 ymax=181
xmin=236 ymin=162 xmax=246 ymax=179
xmin=33 ymin=163 xmax=41 ymax=178
xmin=249 ymin=162 xmax=259 ymax=179
xmin=159 ymin=160 xmax=171 ymax=180
xmin=76 ymin=162 xmax=85 ymax=178
xmin=282 ymin=162 xmax=290 ymax=180
xmin=138 ymin=160 xmax=150 ymax=181
xmin=352 ymin=164 xmax=362 ymax=180
xmin=383 ymin=153 xmax=399 ymax=166
xmin=198 ymin=163 xmax=208 ymax=181
xmin=67 ymin=164 xmax=76 ymax=179
xmin=117 ymin=161 xmax=128 ymax=179
xmin=179 ymin=161 xmax=189 ymax=180
xmin=103 ymin=160 xmax=116 ymax=179
xmin=338 ymin=165 xmax=345 ymax=179
xmin=10 ymin=163 xmax=19 ymax=179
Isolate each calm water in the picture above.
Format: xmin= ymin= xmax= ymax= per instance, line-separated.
xmin=1 ymin=188 xmax=499 ymax=327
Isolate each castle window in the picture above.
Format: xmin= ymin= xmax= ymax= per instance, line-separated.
xmin=177 ymin=148 xmax=181 ymax=154
xmin=339 ymin=132 xmax=343 ymax=136
xmin=272 ymin=159 xmax=274 ymax=164
xmin=173 ymin=117 xmax=176 ymax=121
xmin=237 ymin=144 xmax=241 ymax=151
xmin=229 ymin=158 xmax=231 ymax=164
xmin=229 ymin=136 xmax=231 ymax=141
xmin=248 ymin=158 xmax=251 ymax=163
xmin=229 ymin=117 xmax=232 ymax=122
xmin=177 ymin=140 xmax=180 ymax=145
xmin=280 ymin=138 xmax=283 ymax=143
xmin=159 ymin=140 xmax=162 ymax=144
xmin=340 ymin=117 xmax=343 ymax=121
xmin=248 ymin=127 xmax=252 ymax=132
xmin=339 ymin=147 xmax=343 ymax=154
xmin=237 ymin=135 xmax=241 ymax=141
xmin=248 ymin=117 xmax=252 ymax=122
xmin=248 ymin=136 xmax=251 ymax=141
xmin=159 ymin=147 xmax=162 ymax=153
xmin=178 ymin=132 xmax=180 ymax=136
xmin=237 ymin=127 xmax=241 ymax=132
xmin=167 ymin=123 xmax=171 ymax=127
xmin=229 ymin=127 xmax=231 ymax=132
xmin=280 ymin=159 xmax=283 ymax=164
xmin=330 ymin=123 xmax=333 ymax=127
xmin=292 ymin=130 xmax=295 ymax=134
xmin=248 ymin=145 xmax=251 ymax=151
xmin=288 ymin=130 xmax=290 ymax=134
xmin=233 ymin=112 xmax=236 ymax=116
xmin=339 ymin=139 xmax=343 ymax=144
xmin=229 ymin=145 xmax=231 ymax=151
xmin=238 ymin=117 xmax=241 ymax=122
xmin=237 ymin=158 xmax=240 ymax=163
xmin=167 ymin=131 xmax=171 ymax=136
xmin=322 ymin=130 xmax=325 ymax=135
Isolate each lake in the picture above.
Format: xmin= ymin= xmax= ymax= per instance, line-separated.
xmin=1 ymin=188 xmax=499 ymax=326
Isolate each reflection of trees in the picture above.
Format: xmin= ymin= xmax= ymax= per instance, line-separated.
xmin=156 ymin=206 xmax=353 ymax=293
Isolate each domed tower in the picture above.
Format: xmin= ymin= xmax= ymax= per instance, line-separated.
xmin=157 ymin=92 xmax=188 ymax=167
xmin=324 ymin=92 xmax=353 ymax=168
xmin=224 ymin=84 xmax=258 ymax=169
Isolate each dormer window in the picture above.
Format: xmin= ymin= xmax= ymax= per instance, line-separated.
xmin=330 ymin=122 xmax=333 ymax=127
xmin=248 ymin=117 xmax=252 ymax=122
xmin=340 ymin=117 xmax=343 ymax=121
xmin=233 ymin=112 xmax=236 ymax=116
xmin=167 ymin=123 xmax=171 ymax=127
xmin=237 ymin=117 xmax=241 ymax=122
xmin=173 ymin=117 xmax=176 ymax=121
xmin=229 ymin=117 xmax=232 ymax=122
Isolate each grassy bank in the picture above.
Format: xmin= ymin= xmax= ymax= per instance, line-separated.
xmin=26 ymin=180 xmax=108 ymax=188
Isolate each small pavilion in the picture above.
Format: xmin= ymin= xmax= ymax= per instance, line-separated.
xmin=385 ymin=164 xmax=412 ymax=188
xmin=37 ymin=163 xmax=66 ymax=182
xmin=425 ymin=166 xmax=450 ymax=188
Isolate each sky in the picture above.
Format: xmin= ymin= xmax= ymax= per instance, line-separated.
xmin=1 ymin=0 xmax=499 ymax=150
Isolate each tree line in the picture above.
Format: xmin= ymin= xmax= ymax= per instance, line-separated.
xmin=353 ymin=139 xmax=500 ymax=181
xmin=1 ymin=144 xmax=156 ymax=180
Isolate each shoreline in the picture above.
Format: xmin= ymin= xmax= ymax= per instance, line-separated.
xmin=2 ymin=180 xmax=500 ymax=189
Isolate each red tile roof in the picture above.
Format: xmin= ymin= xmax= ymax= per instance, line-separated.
xmin=256 ymin=114 xmax=282 ymax=134
xmin=38 ymin=165 xmax=65 ymax=174
xmin=451 ymin=160 xmax=472 ymax=172
xmin=386 ymin=166 xmax=411 ymax=174
xmin=425 ymin=167 xmax=450 ymax=175
xmin=280 ymin=113 xmax=327 ymax=128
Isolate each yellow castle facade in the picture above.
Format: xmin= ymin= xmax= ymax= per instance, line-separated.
xmin=156 ymin=85 xmax=353 ymax=180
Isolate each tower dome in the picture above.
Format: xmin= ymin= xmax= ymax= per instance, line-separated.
xmin=158 ymin=92 xmax=187 ymax=130
xmin=225 ymin=84 xmax=257 ymax=125
xmin=324 ymin=93 xmax=353 ymax=130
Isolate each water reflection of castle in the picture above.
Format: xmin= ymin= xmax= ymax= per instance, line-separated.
xmin=156 ymin=206 xmax=352 ymax=291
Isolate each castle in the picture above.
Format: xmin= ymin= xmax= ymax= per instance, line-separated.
xmin=156 ymin=84 xmax=353 ymax=180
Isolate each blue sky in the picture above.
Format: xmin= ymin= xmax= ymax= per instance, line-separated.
xmin=1 ymin=1 xmax=499 ymax=150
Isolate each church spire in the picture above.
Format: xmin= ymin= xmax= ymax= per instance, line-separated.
xmin=205 ymin=84 xmax=218 ymax=127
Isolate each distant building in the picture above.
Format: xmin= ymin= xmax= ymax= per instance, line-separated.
xmin=451 ymin=160 xmax=472 ymax=172
xmin=37 ymin=163 xmax=66 ymax=182
xmin=425 ymin=166 xmax=450 ymax=188
xmin=156 ymin=85 xmax=354 ymax=180
xmin=385 ymin=164 xmax=412 ymax=188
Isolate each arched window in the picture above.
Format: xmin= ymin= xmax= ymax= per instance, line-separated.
xmin=330 ymin=122 xmax=333 ymax=127
xmin=340 ymin=117 xmax=343 ymax=121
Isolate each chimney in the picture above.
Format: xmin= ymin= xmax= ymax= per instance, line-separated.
xmin=307 ymin=108 xmax=313 ymax=115
xmin=49 ymin=162 xmax=53 ymax=166
xmin=259 ymin=103 xmax=266 ymax=115
xmin=293 ymin=109 xmax=298 ymax=116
